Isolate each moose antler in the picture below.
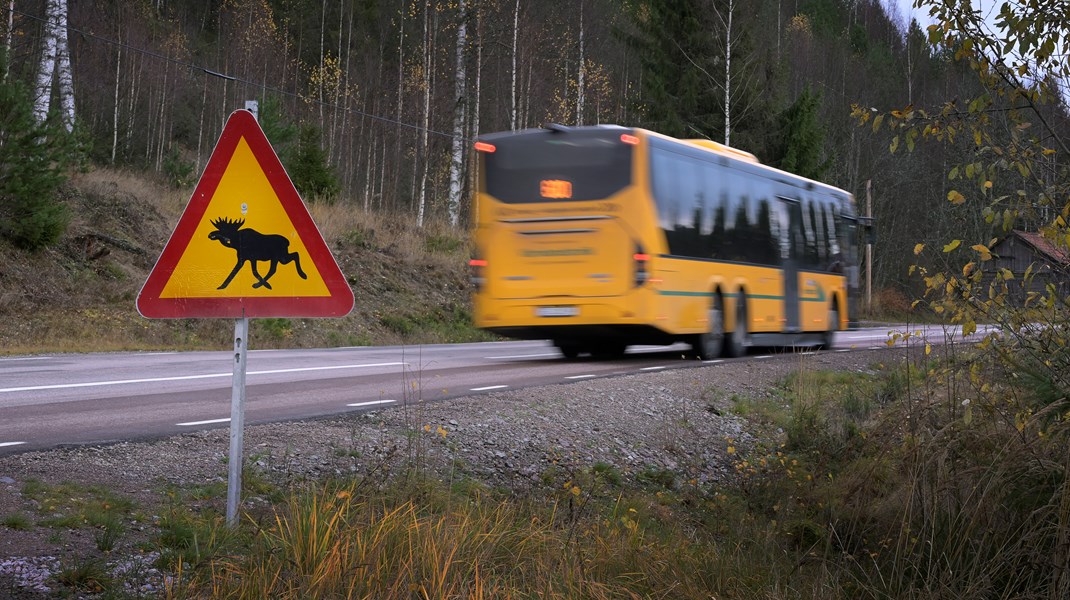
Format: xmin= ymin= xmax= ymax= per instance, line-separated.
xmin=210 ymin=216 xmax=245 ymax=230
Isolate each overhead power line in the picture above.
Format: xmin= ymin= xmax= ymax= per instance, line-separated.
xmin=5 ymin=5 xmax=460 ymax=141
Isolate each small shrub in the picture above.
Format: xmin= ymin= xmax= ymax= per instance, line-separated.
xmin=1 ymin=512 xmax=32 ymax=530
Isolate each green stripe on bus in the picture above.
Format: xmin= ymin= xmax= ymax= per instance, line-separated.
xmin=655 ymin=290 xmax=828 ymax=302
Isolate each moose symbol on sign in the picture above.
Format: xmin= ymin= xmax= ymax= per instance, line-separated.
xmin=208 ymin=216 xmax=308 ymax=290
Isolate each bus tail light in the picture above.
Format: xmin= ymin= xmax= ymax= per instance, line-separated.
xmin=634 ymin=247 xmax=649 ymax=287
xmin=474 ymin=141 xmax=496 ymax=153
xmin=469 ymin=257 xmax=487 ymax=290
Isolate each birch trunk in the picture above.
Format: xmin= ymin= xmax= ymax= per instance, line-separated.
xmin=576 ymin=0 xmax=584 ymax=126
xmin=395 ymin=5 xmax=405 ymax=209
xmin=54 ymin=0 xmax=75 ymax=131
xmin=111 ymin=21 xmax=122 ymax=163
xmin=3 ymin=0 xmax=14 ymax=81
xmin=468 ymin=6 xmax=482 ymax=200
xmin=33 ymin=0 xmax=60 ymax=124
xmin=416 ymin=0 xmax=432 ymax=227
xmin=447 ymin=0 xmax=467 ymax=226
xmin=723 ymin=0 xmax=733 ymax=146
xmin=510 ymin=0 xmax=519 ymax=130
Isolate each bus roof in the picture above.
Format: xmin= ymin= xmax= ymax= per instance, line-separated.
xmin=475 ymin=124 xmax=854 ymax=204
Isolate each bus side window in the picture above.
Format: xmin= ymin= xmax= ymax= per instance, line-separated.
xmin=825 ymin=201 xmax=843 ymax=273
xmin=651 ymin=149 xmax=679 ymax=234
xmin=705 ymin=162 xmax=725 ymax=260
xmin=676 ymin=157 xmax=703 ymax=257
xmin=801 ymin=197 xmax=820 ymax=270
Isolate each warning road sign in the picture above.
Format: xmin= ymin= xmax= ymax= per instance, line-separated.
xmin=137 ymin=109 xmax=354 ymax=318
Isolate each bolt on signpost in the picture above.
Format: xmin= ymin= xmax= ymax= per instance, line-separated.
xmin=137 ymin=104 xmax=354 ymax=527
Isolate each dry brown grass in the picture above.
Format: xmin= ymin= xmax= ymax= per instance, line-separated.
xmin=0 ymin=170 xmax=481 ymax=354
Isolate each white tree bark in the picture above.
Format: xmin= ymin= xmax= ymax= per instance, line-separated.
xmin=111 ymin=20 xmax=122 ymax=162
xmin=447 ymin=0 xmax=468 ymax=226
xmin=576 ymin=0 xmax=585 ymax=126
xmin=33 ymin=0 xmax=60 ymax=124
xmin=510 ymin=0 xmax=519 ymax=130
xmin=3 ymin=0 xmax=14 ymax=82
xmin=722 ymin=0 xmax=733 ymax=146
xmin=54 ymin=0 xmax=75 ymax=131
xmin=416 ymin=0 xmax=432 ymax=227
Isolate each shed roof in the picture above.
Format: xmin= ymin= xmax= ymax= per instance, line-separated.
xmin=1009 ymin=230 xmax=1070 ymax=266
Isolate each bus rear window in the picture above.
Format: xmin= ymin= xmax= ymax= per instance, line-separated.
xmin=481 ymin=129 xmax=633 ymax=203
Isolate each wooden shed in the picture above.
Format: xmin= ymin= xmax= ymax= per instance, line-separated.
xmin=984 ymin=230 xmax=1070 ymax=303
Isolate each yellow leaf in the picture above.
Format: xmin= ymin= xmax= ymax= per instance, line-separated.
xmin=913 ymin=243 xmax=925 ymax=255
xmin=971 ymin=244 xmax=992 ymax=260
xmin=974 ymin=129 xmax=982 ymax=146
xmin=727 ymin=446 xmax=736 ymax=455
xmin=1043 ymin=148 xmax=1056 ymax=156
xmin=984 ymin=180 xmax=993 ymax=189
xmin=948 ymin=190 xmax=966 ymax=205
xmin=943 ymin=239 xmax=962 ymax=252
xmin=963 ymin=261 xmax=975 ymax=276
xmin=570 ymin=486 xmax=581 ymax=496
xmin=925 ymin=343 xmax=931 ymax=355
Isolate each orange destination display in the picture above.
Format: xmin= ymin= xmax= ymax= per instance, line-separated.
xmin=137 ymin=109 xmax=354 ymax=318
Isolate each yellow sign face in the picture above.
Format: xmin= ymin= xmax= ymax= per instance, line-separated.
xmin=137 ymin=109 xmax=353 ymax=319
xmin=159 ymin=137 xmax=330 ymax=298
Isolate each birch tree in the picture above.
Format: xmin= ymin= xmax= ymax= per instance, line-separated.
xmin=34 ymin=0 xmax=75 ymax=130
xmin=576 ymin=0 xmax=585 ymax=125
xmin=447 ymin=0 xmax=468 ymax=226
xmin=510 ymin=0 xmax=519 ymax=130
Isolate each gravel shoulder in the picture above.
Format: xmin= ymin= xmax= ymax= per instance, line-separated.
xmin=0 ymin=348 xmax=893 ymax=596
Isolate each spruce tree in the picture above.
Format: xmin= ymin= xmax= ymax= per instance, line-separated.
xmin=0 ymin=76 xmax=76 ymax=250
xmin=289 ymin=125 xmax=339 ymax=202
xmin=770 ymin=85 xmax=831 ymax=181
xmin=619 ymin=0 xmax=720 ymax=139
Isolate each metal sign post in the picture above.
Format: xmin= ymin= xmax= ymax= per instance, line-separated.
xmin=226 ymin=315 xmax=249 ymax=527
xmin=137 ymin=102 xmax=353 ymax=529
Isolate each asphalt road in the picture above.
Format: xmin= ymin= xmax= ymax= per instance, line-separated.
xmin=0 ymin=324 xmax=976 ymax=454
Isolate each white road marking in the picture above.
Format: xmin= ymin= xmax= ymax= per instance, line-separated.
xmin=640 ymin=366 xmax=666 ymax=371
xmin=0 ymin=362 xmax=407 ymax=394
xmin=0 ymin=441 xmax=26 ymax=447
xmin=836 ymin=349 xmax=851 ymax=353
xmin=176 ymin=418 xmax=230 ymax=427
xmin=471 ymin=385 xmax=508 ymax=391
xmin=703 ymin=359 xmax=724 ymax=364
xmin=487 ymin=353 xmax=560 ymax=359
xmin=0 ymin=356 xmax=52 ymax=362
xmin=565 ymin=374 xmax=596 ymax=380
xmin=346 ymin=400 xmax=397 ymax=408
xmin=755 ymin=355 xmax=772 ymax=359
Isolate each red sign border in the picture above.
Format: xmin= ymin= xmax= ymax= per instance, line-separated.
xmin=137 ymin=109 xmax=354 ymax=318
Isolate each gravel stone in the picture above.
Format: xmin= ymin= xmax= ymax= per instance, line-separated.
xmin=0 ymin=348 xmax=892 ymax=597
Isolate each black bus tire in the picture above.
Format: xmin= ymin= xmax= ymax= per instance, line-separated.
xmin=723 ymin=294 xmax=747 ymax=358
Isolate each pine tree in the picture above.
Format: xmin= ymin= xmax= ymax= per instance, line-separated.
xmin=0 ymin=75 xmax=76 ymax=250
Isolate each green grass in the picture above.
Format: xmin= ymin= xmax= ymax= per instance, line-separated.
xmin=1 ymin=511 xmax=32 ymax=530
xmin=22 ymin=479 xmax=136 ymax=530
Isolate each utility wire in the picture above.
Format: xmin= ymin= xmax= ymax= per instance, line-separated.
xmin=5 ymin=5 xmax=461 ymax=141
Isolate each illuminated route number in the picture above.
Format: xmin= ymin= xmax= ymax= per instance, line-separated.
xmin=540 ymin=179 xmax=572 ymax=199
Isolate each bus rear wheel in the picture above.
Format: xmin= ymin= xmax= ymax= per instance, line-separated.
xmin=723 ymin=295 xmax=747 ymax=358
xmin=692 ymin=294 xmax=725 ymax=360
xmin=821 ymin=306 xmax=839 ymax=350
xmin=556 ymin=341 xmax=583 ymax=360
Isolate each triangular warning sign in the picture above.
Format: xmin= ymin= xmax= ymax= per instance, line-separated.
xmin=137 ymin=109 xmax=354 ymax=319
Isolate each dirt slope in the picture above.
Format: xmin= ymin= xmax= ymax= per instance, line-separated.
xmin=0 ymin=170 xmax=479 ymax=354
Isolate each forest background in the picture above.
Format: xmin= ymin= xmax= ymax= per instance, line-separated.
xmin=4 ymin=2 xmax=1070 ymax=597
xmin=7 ymin=0 xmax=1068 ymax=295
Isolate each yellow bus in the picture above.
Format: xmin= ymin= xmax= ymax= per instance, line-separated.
xmin=469 ymin=124 xmax=866 ymax=360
